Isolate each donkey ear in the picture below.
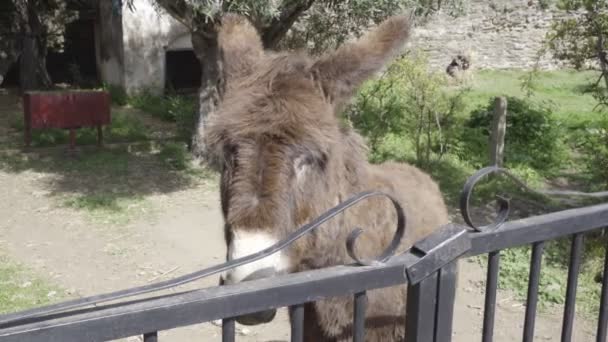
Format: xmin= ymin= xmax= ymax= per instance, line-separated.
xmin=218 ymin=13 xmax=264 ymax=84
xmin=311 ymin=15 xmax=412 ymax=105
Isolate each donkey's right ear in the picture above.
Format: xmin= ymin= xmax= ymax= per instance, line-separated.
xmin=218 ymin=14 xmax=264 ymax=85
xmin=311 ymin=15 xmax=412 ymax=107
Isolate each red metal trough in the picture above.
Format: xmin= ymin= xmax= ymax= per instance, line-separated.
xmin=23 ymin=90 xmax=111 ymax=149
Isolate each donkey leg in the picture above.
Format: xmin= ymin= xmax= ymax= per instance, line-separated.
xmin=295 ymin=303 xmax=336 ymax=342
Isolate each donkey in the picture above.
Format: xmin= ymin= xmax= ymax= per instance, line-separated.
xmin=206 ymin=13 xmax=450 ymax=341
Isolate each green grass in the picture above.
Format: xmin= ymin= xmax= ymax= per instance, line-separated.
xmin=127 ymin=89 xmax=197 ymax=123
xmin=442 ymin=69 xmax=607 ymax=317
xmin=0 ymin=254 xmax=62 ymax=314
xmin=461 ymin=69 xmax=600 ymax=125
xmin=5 ymin=109 xmax=151 ymax=148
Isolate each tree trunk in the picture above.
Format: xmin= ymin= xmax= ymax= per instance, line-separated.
xmin=0 ymin=37 xmax=21 ymax=86
xmin=190 ymin=29 xmax=221 ymax=161
xmin=16 ymin=0 xmax=52 ymax=91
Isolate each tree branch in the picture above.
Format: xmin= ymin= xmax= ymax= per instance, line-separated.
xmin=153 ymin=0 xmax=196 ymax=30
xmin=155 ymin=0 xmax=221 ymax=37
xmin=261 ymin=0 xmax=316 ymax=49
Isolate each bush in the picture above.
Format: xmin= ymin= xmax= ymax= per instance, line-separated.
xmin=572 ymin=116 xmax=608 ymax=188
xmin=346 ymin=51 xmax=468 ymax=168
xmin=461 ymin=96 xmax=568 ymax=174
xmin=103 ymin=84 xmax=128 ymax=106
xmin=166 ymin=95 xmax=198 ymax=145
xmin=128 ymin=89 xmax=198 ymax=144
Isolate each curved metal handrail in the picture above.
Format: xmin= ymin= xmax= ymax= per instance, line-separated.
xmin=460 ymin=166 xmax=608 ymax=232
xmin=0 ymin=191 xmax=406 ymax=328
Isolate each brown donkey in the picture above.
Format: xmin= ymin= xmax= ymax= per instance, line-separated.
xmin=206 ymin=13 xmax=450 ymax=341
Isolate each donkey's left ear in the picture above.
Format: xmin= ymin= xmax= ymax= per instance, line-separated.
xmin=311 ymin=15 xmax=412 ymax=106
xmin=218 ymin=13 xmax=264 ymax=85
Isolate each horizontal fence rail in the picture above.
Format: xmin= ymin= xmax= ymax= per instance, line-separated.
xmin=460 ymin=166 xmax=608 ymax=342
xmin=1 ymin=166 xmax=608 ymax=342
xmin=0 ymin=226 xmax=468 ymax=342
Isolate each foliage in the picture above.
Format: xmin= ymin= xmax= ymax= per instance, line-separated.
xmin=348 ymin=51 xmax=468 ymax=168
xmin=127 ymin=89 xmax=197 ymax=143
xmin=546 ymin=0 xmax=608 ymax=109
xmin=461 ymin=96 xmax=568 ymax=174
xmin=280 ymin=0 xmax=468 ymax=53
xmin=103 ymin=83 xmax=128 ymax=106
xmin=571 ymin=116 xmax=608 ymax=188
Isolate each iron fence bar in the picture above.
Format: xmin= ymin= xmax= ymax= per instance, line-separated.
xmin=459 ymin=166 xmax=608 ymax=233
xmin=482 ymin=251 xmax=500 ymax=342
xmin=290 ymin=304 xmax=304 ymax=342
xmin=405 ymin=272 xmax=439 ymax=342
xmin=0 ymin=191 xmax=407 ymax=327
xmin=143 ymin=331 xmax=158 ymax=342
xmin=353 ymin=291 xmax=367 ymax=342
xmin=222 ymin=318 xmax=235 ymax=342
xmin=0 ymin=252 xmax=421 ymax=342
xmin=466 ymin=202 xmax=608 ymax=257
xmin=597 ymin=228 xmax=608 ymax=342
xmin=434 ymin=261 xmax=458 ymax=342
xmin=522 ymin=241 xmax=545 ymax=342
xmin=561 ymin=234 xmax=584 ymax=342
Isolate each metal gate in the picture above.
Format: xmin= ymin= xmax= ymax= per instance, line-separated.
xmin=1 ymin=167 xmax=607 ymax=342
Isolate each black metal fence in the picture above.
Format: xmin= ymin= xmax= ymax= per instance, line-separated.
xmin=1 ymin=167 xmax=608 ymax=342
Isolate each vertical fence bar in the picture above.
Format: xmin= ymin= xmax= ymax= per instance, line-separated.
xmin=406 ymin=272 xmax=439 ymax=342
xmin=143 ymin=332 xmax=158 ymax=342
xmin=482 ymin=251 xmax=500 ymax=342
xmin=353 ymin=291 xmax=368 ymax=342
xmin=523 ymin=241 xmax=545 ymax=342
xmin=222 ymin=318 xmax=235 ymax=342
xmin=597 ymin=229 xmax=608 ymax=342
xmin=561 ymin=234 xmax=584 ymax=342
xmin=434 ymin=261 xmax=458 ymax=342
xmin=290 ymin=304 xmax=305 ymax=342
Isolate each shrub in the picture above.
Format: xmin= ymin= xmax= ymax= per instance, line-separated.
xmin=461 ymin=96 xmax=568 ymax=174
xmin=347 ymin=51 xmax=468 ymax=168
xmin=102 ymin=84 xmax=128 ymax=106
xmin=572 ymin=116 xmax=608 ymax=189
xmin=127 ymin=89 xmax=198 ymax=145
xmin=167 ymin=95 xmax=198 ymax=145
xmin=128 ymin=88 xmax=171 ymax=120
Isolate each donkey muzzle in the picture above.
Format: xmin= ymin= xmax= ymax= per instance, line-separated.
xmin=222 ymin=267 xmax=279 ymax=326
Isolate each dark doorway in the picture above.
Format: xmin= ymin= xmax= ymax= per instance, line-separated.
xmin=2 ymin=60 xmax=19 ymax=87
xmin=47 ymin=17 xmax=99 ymax=87
xmin=165 ymin=49 xmax=201 ymax=93
xmin=0 ymin=16 xmax=99 ymax=88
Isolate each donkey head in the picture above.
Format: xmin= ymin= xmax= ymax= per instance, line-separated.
xmin=206 ymin=13 xmax=412 ymax=325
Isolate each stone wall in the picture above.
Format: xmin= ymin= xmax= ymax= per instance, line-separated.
xmin=410 ymin=0 xmax=574 ymax=71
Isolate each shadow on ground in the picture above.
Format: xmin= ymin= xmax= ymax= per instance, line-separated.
xmin=0 ymin=90 xmax=215 ymax=215
xmin=0 ymin=143 xmax=215 ymax=212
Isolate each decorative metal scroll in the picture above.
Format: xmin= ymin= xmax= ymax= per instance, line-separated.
xmin=460 ymin=166 xmax=608 ymax=232
xmin=0 ymin=191 xmax=406 ymax=328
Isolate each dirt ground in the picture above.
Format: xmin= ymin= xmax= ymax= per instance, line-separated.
xmin=0 ymin=93 xmax=598 ymax=341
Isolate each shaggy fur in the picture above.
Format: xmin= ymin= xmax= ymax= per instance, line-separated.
xmin=207 ymin=13 xmax=450 ymax=341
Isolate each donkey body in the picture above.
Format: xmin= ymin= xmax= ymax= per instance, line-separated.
xmin=207 ymin=14 xmax=449 ymax=341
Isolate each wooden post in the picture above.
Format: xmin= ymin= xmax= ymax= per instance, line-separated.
xmin=489 ymin=97 xmax=508 ymax=167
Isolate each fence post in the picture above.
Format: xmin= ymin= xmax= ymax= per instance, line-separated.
xmin=406 ymin=272 xmax=438 ymax=342
xmin=489 ymin=96 xmax=508 ymax=167
xmin=405 ymin=262 xmax=458 ymax=342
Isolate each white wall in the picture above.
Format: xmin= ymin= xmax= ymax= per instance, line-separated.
xmin=122 ymin=0 xmax=192 ymax=94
